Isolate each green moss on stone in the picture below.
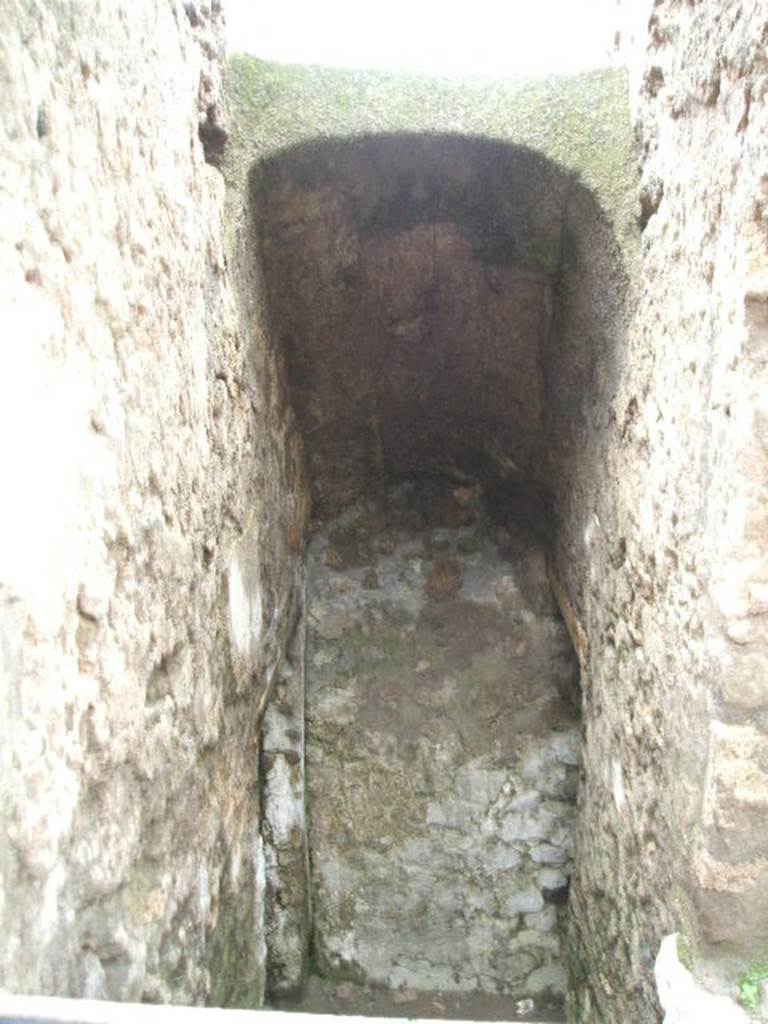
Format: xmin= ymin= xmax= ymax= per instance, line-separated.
xmin=676 ymin=932 xmax=695 ymax=973
xmin=223 ymin=55 xmax=639 ymax=270
xmin=205 ymin=855 xmax=265 ymax=1009
xmin=739 ymin=962 xmax=768 ymax=1013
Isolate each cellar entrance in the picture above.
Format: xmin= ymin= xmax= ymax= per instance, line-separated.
xmin=253 ymin=132 xmax=620 ymax=1021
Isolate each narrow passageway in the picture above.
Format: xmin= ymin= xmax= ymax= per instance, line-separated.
xmin=303 ymin=478 xmax=579 ymax=1016
xmin=9 ymin=6 xmax=765 ymax=1018
xmin=254 ymin=130 xmax=620 ymax=1019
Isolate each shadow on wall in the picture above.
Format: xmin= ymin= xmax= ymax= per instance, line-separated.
xmin=248 ymin=133 xmax=629 ymax=536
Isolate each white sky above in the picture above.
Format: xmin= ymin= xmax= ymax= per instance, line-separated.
xmin=224 ymin=0 xmax=620 ymax=77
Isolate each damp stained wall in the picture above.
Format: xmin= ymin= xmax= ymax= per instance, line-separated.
xmin=252 ymin=134 xmax=574 ymax=521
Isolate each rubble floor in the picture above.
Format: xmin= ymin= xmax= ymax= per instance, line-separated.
xmin=268 ymin=975 xmax=566 ymax=1021
xmin=295 ymin=479 xmax=578 ymax=1019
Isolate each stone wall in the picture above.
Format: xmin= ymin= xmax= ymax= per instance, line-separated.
xmin=4 ymin=2 xmax=767 ymax=1020
xmin=239 ymin=20 xmax=768 ymax=1019
xmin=224 ymin=58 xmax=636 ymax=257
xmin=253 ymin=135 xmax=572 ymax=521
xmin=0 ymin=0 xmax=305 ymax=1004
xmin=239 ymin=68 xmax=634 ymax=1016
xmin=558 ymin=1 xmax=768 ymax=1019
xmin=261 ymin=610 xmax=310 ymax=996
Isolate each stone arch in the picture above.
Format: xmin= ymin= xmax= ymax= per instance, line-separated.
xmin=249 ymin=132 xmax=627 ymax=529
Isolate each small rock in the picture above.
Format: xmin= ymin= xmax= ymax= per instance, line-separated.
xmin=424 ymin=558 xmax=462 ymax=600
xmin=363 ymin=568 xmax=379 ymax=589
xmin=452 ymin=485 xmax=479 ymax=507
xmin=313 ymin=608 xmax=347 ymax=640
xmin=322 ymin=545 xmax=344 ymax=569
xmin=495 ymin=574 xmax=522 ymax=610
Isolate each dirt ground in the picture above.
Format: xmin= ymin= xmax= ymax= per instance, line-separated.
xmin=267 ymin=975 xmax=566 ymax=1022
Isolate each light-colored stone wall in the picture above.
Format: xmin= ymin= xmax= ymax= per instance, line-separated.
xmin=0 ymin=0 xmax=305 ymax=1004
xmin=262 ymin=609 xmax=310 ymax=997
xmin=559 ymin=1 xmax=768 ymax=1019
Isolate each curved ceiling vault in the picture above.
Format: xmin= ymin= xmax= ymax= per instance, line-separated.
xmin=251 ymin=133 xmax=620 ymax=530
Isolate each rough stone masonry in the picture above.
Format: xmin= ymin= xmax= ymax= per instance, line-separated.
xmin=0 ymin=0 xmax=306 ymax=1006
xmin=304 ymin=481 xmax=579 ymax=1005
xmin=2 ymin=1 xmax=768 ymax=1022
